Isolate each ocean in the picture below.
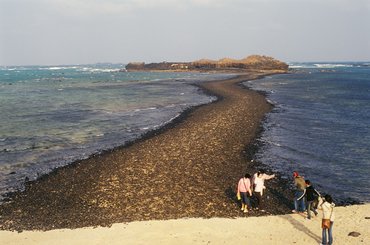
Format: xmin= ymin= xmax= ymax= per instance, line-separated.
xmin=1 ymin=63 xmax=369 ymax=205
xmin=0 ymin=64 xmax=231 ymax=200
xmin=244 ymin=62 xmax=370 ymax=204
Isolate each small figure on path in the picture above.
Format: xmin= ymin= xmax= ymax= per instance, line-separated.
xmin=297 ymin=179 xmax=320 ymax=219
xmin=292 ymin=171 xmax=306 ymax=213
xmin=237 ymin=173 xmax=253 ymax=213
xmin=252 ymin=169 xmax=275 ymax=212
xmin=320 ymin=194 xmax=335 ymax=245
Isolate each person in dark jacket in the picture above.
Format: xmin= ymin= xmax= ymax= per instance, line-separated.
xmin=297 ymin=179 xmax=320 ymax=219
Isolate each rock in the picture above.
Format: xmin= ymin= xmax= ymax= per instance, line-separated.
xmin=348 ymin=231 xmax=361 ymax=237
xmin=125 ymin=62 xmax=145 ymax=70
xmin=126 ymin=55 xmax=289 ymax=72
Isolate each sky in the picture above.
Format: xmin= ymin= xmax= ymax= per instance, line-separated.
xmin=0 ymin=0 xmax=369 ymax=66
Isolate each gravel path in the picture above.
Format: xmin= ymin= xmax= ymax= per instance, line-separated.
xmin=0 ymin=72 xmax=293 ymax=231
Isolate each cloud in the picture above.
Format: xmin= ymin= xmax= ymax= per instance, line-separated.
xmin=34 ymin=0 xmax=233 ymax=16
xmin=1 ymin=0 xmax=369 ymax=65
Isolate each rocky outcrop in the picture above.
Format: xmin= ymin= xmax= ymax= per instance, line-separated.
xmin=125 ymin=62 xmax=190 ymax=71
xmin=192 ymin=55 xmax=289 ymax=71
xmin=125 ymin=55 xmax=288 ymax=72
xmin=125 ymin=62 xmax=145 ymax=70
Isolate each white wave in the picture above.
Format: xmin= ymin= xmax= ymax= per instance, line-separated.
xmin=36 ymin=66 xmax=79 ymax=71
xmin=38 ymin=67 xmax=68 ymax=70
xmin=314 ymin=63 xmax=353 ymax=68
xmin=289 ymin=63 xmax=355 ymax=69
xmin=266 ymin=99 xmax=276 ymax=105
xmin=132 ymin=107 xmax=158 ymax=113
xmin=287 ymin=62 xmax=309 ymax=69
xmin=263 ymin=140 xmax=281 ymax=147
xmin=78 ymin=67 xmax=121 ymax=73
xmin=152 ymin=113 xmax=181 ymax=129
xmin=289 ymin=64 xmax=320 ymax=69
xmin=289 ymin=65 xmax=304 ymax=68
xmin=0 ymin=67 xmax=28 ymax=71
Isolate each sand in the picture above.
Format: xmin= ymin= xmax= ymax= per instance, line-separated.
xmin=1 ymin=204 xmax=368 ymax=244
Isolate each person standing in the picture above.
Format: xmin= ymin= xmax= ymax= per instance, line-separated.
xmin=292 ymin=171 xmax=306 ymax=213
xmin=237 ymin=173 xmax=253 ymax=213
xmin=297 ymin=179 xmax=320 ymax=219
xmin=253 ymin=169 xmax=275 ymax=211
xmin=320 ymin=194 xmax=335 ymax=245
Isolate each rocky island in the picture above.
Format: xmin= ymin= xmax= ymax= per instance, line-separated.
xmin=125 ymin=55 xmax=289 ymax=72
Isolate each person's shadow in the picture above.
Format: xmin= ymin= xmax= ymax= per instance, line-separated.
xmin=281 ymin=215 xmax=322 ymax=243
xmin=225 ymin=186 xmax=239 ymax=205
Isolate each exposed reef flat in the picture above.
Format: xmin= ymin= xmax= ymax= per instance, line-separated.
xmin=0 ymin=69 xmax=293 ymax=231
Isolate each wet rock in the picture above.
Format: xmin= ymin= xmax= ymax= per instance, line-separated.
xmin=0 ymin=73 xmax=293 ymax=231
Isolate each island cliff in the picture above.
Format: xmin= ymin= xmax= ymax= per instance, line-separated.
xmin=125 ymin=55 xmax=289 ymax=72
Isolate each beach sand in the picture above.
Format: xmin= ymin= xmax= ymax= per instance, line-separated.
xmin=1 ymin=204 xmax=368 ymax=244
xmin=0 ymin=71 xmax=368 ymax=244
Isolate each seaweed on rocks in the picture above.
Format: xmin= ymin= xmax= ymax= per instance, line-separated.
xmin=0 ymin=72 xmax=295 ymax=232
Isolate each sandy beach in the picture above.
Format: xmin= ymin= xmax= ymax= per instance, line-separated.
xmin=0 ymin=71 xmax=368 ymax=244
xmin=1 ymin=204 xmax=368 ymax=244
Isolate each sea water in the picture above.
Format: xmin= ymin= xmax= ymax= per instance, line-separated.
xmin=244 ymin=62 xmax=370 ymax=203
xmin=0 ymin=64 xmax=231 ymax=200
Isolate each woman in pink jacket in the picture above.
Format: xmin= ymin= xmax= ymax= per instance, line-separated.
xmin=237 ymin=173 xmax=253 ymax=213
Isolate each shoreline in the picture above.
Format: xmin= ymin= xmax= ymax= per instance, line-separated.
xmin=0 ymin=71 xmax=303 ymax=231
xmin=1 ymin=203 xmax=369 ymax=244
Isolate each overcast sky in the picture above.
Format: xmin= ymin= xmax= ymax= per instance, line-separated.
xmin=1 ymin=0 xmax=369 ymax=66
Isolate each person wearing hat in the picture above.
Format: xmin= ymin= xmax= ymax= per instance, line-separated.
xmin=292 ymin=171 xmax=306 ymax=213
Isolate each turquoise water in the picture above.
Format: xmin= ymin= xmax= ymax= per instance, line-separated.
xmin=0 ymin=64 xmax=231 ymax=199
xmin=244 ymin=62 xmax=370 ymax=203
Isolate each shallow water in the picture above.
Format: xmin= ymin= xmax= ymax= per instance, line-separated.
xmin=244 ymin=62 xmax=370 ymax=203
xmin=0 ymin=64 xmax=232 ymax=199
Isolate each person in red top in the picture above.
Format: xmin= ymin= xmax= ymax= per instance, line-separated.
xmin=237 ymin=173 xmax=253 ymax=213
xmin=293 ymin=171 xmax=306 ymax=213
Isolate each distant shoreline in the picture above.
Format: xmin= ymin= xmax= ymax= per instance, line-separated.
xmin=124 ymin=55 xmax=289 ymax=72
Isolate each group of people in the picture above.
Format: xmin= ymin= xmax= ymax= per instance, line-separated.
xmin=236 ymin=169 xmax=275 ymax=213
xmin=236 ymin=170 xmax=336 ymax=245
xmin=293 ymin=171 xmax=335 ymax=245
